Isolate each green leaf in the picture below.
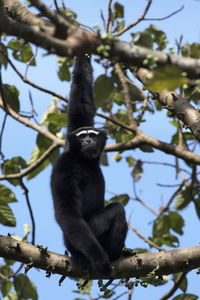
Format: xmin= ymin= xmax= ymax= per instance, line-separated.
xmin=8 ymin=39 xmax=24 ymax=51
xmin=0 ymin=185 xmax=17 ymax=203
xmin=3 ymin=84 xmax=20 ymax=112
xmin=162 ymin=233 xmax=179 ymax=247
xmin=114 ymin=2 xmax=124 ymax=19
xmin=113 ymin=20 xmax=125 ymax=33
xmin=8 ymin=39 xmax=36 ymax=65
xmin=193 ymin=196 xmax=200 ymax=220
xmin=0 ymin=203 xmax=16 ymax=226
xmin=3 ymin=290 xmax=18 ymax=300
xmin=14 ymin=274 xmax=38 ymax=300
xmin=57 ymin=56 xmax=73 ymax=81
xmin=139 ymin=144 xmax=154 ymax=152
xmin=42 ymin=112 xmax=67 ymax=128
xmin=0 ymin=42 xmax=8 ymax=68
xmin=132 ymin=25 xmax=167 ymax=50
xmin=1 ymin=157 xmax=27 ymax=186
xmin=146 ymin=66 xmax=187 ymax=92
xmin=151 ymin=234 xmax=179 ymax=248
xmin=126 ymin=156 xmax=135 ymax=167
xmin=94 ymin=75 xmax=115 ymax=107
xmin=57 ymin=61 xmax=71 ymax=81
xmin=108 ymin=194 xmax=130 ymax=206
xmin=174 ymin=188 xmax=192 ymax=210
xmin=36 ymin=134 xmax=52 ymax=150
xmin=153 ymin=215 xmax=170 ymax=237
xmin=1 ymin=280 xmax=13 ymax=297
xmin=131 ymin=160 xmax=143 ymax=181
xmin=26 ymin=147 xmax=50 ymax=180
xmin=181 ymin=43 xmax=200 ymax=58
xmin=169 ymin=211 xmax=184 ymax=235
xmin=73 ymin=279 xmax=92 ymax=295
xmin=173 ymin=273 xmax=188 ymax=293
xmin=112 ymin=152 xmax=122 ymax=162
xmin=173 ymin=294 xmax=198 ymax=300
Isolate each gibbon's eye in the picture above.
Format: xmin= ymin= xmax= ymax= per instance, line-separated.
xmin=89 ymin=133 xmax=97 ymax=139
xmin=79 ymin=134 xmax=87 ymax=139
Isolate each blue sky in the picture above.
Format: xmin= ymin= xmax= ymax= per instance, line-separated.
xmin=1 ymin=0 xmax=200 ymax=299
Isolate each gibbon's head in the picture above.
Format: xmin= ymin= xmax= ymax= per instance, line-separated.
xmin=67 ymin=127 xmax=107 ymax=159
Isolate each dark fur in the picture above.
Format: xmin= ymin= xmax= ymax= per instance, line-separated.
xmin=51 ymin=56 xmax=128 ymax=275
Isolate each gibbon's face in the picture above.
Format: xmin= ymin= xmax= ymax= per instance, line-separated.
xmin=68 ymin=127 xmax=107 ymax=159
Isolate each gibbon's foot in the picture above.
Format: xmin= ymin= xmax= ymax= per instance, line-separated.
xmin=121 ymin=248 xmax=136 ymax=257
xmin=92 ymin=257 xmax=112 ymax=276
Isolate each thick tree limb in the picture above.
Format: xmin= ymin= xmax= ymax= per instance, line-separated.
xmin=0 ymin=236 xmax=200 ymax=280
xmin=133 ymin=67 xmax=200 ymax=141
xmin=0 ymin=1 xmax=200 ymax=78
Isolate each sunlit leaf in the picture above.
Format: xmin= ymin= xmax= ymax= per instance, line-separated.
xmin=1 ymin=280 xmax=13 ymax=297
xmin=146 ymin=66 xmax=187 ymax=92
xmin=174 ymin=188 xmax=192 ymax=210
xmin=8 ymin=39 xmax=36 ymax=65
xmin=0 ymin=185 xmax=17 ymax=203
xmin=108 ymin=194 xmax=130 ymax=206
xmin=0 ymin=203 xmax=16 ymax=226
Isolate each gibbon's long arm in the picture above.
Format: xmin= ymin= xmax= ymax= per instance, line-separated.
xmin=67 ymin=56 xmax=96 ymax=133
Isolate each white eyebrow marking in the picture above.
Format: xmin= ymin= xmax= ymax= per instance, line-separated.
xmin=75 ymin=130 xmax=87 ymax=136
xmin=88 ymin=130 xmax=99 ymax=135
xmin=75 ymin=129 xmax=99 ymax=137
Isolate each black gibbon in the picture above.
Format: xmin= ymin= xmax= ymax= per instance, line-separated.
xmin=51 ymin=55 xmax=128 ymax=275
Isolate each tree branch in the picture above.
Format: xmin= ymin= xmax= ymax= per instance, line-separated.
xmin=0 ymin=97 xmax=63 ymax=145
xmin=133 ymin=67 xmax=200 ymax=141
xmin=0 ymin=143 xmax=59 ymax=180
xmin=0 ymin=2 xmax=200 ymax=78
xmin=115 ymin=0 xmax=153 ymax=36
xmin=0 ymin=236 xmax=200 ymax=280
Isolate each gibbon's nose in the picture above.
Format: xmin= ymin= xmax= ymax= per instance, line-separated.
xmin=85 ymin=137 xmax=92 ymax=144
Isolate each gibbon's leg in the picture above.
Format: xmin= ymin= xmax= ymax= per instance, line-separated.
xmin=88 ymin=202 xmax=128 ymax=261
xmin=60 ymin=217 xmax=112 ymax=275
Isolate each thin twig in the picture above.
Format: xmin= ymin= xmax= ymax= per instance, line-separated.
xmin=142 ymin=160 xmax=191 ymax=176
xmin=115 ymin=0 xmax=153 ymax=36
xmin=128 ymin=223 xmax=164 ymax=251
xmin=0 ymin=143 xmax=59 ymax=180
xmin=158 ymin=183 xmax=185 ymax=216
xmin=0 ymin=113 xmax=7 ymax=160
xmin=20 ymin=179 xmax=36 ymax=245
xmin=106 ymin=0 xmax=113 ymax=33
xmin=0 ymin=97 xmax=63 ymax=145
xmin=25 ymin=46 xmax=38 ymax=79
xmin=144 ymin=5 xmax=184 ymax=21
xmin=114 ymin=63 xmax=138 ymax=130
xmin=159 ymin=271 xmax=189 ymax=300
xmin=0 ymin=50 xmax=67 ymax=102
xmin=132 ymin=180 xmax=159 ymax=216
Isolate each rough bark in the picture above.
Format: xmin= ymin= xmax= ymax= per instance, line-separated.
xmin=0 ymin=236 xmax=200 ymax=280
